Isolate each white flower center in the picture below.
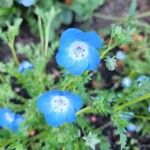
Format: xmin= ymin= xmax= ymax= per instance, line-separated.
xmin=51 ymin=96 xmax=69 ymax=113
xmin=69 ymin=41 xmax=89 ymax=60
xmin=5 ymin=112 xmax=14 ymax=123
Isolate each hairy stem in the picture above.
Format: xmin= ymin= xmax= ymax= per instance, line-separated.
xmin=9 ymin=41 xmax=19 ymax=65
xmin=114 ymin=93 xmax=150 ymax=111
xmin=76 ymin=106 xmax=93 ymax=116
xmin=38 ymin=15 xmax=44 ymax=54
xmin=44 ymin=17 xmax=51 ymax=56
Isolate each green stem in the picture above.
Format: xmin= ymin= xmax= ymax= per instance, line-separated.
xmin=9 ymin=41 xmax=19 ymax=65
xmin=44 ymin=17 xmax=51 ymax=56
xmin=93 ymin=11 xmax=150 ymax=21
xmin=38 ymin=15 xmax=44 ymax=54
xmin=114 ymin=93 xmax=150 ymax=111
xmin=0 ymin=73 xmax=4 ymax=82
xmin=134 ymin=114 xmax=150 ymax=120
xmin=93 ymin=13 xmax=121 ymax=21
xmin=76 ymin=106 xmax=93 ymax=116
xmin=100 ymin=43 xmax=117 ymax=59
xmin=135 ymin=11 xmax=150 ymax=18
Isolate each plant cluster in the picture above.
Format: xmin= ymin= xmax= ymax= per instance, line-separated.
xmin=0 ymin=0 xmax=150 ymax=149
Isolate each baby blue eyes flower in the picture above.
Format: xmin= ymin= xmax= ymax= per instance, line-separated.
xmin=0 ymin=108 xmax=24 ymax=132
xmin=18 ymin=61 xmax=33 ymax=73
xmin=116 ymin=51 xmax=126 ymax=60
xmin=127 ymin=123 xmax=137 ymax=132
xmin=121 ymin=77 xmax=132 ymax=88
xmin=136 ymin=75 xmax=150 ymax=87
xmin=37 ymin=90 xmax=83 ymax=127
xmin=17 ymin=0 xmax=35 ymax=7
xmin=56 ymin=28 xmax=103 ymax=75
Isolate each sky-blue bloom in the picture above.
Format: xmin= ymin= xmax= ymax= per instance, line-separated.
xmin=56 ymin=28 xmax=103 ymax=75
xmin=127 ymin=123 xmax=137 ymax=132
xmin=121 ymin=77 xmax=132 ymax=88
xmin=37 ymin=90 xmax=83 ymax=127
xmin=16 ymin=0 xmax=35 ymax=7
xmin=18 ymin=61 xmax=33 ymax=73
xmin=0 ymin=108 xmax=24 ymax=132
xmin=116 ymin=50 xmax=126 ymax=60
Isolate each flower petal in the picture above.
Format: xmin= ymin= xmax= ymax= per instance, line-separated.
xmin=60 ymin=28 xmax=82 ymax=49
xmin=44 ymin=112 xmax=66 ymax=127
xmin=65 ymin=105 xmax=76 ymax=123
xmin=87 ymin=47 xmax=100 ymax=70
xmin=37 ymin=90 xmax=61 ymax=114
xmin=55 ymin=51 xmax=74 ymax=68
xmin=0 ymin=108 xmax=15 ymax=128
xmin=63 ymin=91 xmax=83 ymax=112
xmin=67 ymin=58 xmax=89 ymax=75
xmin=10 ymin=114 xmax=24 ymax=132
xmin=84 ymin=31 xmax=103 ymax=49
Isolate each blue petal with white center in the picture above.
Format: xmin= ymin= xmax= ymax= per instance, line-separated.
xmin=18 ymin=61 xmax=33 ymax=73
xmin=36 ymin=90 xmax=83 ymax=127
xmin=0 ymin=108 xmax=24 ymax=132
xmin=56 ymin=28 xmax=103 ymax=75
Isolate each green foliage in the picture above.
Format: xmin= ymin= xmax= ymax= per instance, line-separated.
xmin=111 ymin=24 xmax=135 ymax=45
xmin=0 ymin=0 xmax=14 ymax=8
xmin=70 ymin=0 xmax=105 ymax=21
xmin=0 ymin=18 xmax=22 ymax=44
xmin=112 ymin=114 xmax=128 ymax=149
xmin=105 ymin=56 xmax=117 ymax=71
xmin=0 ymin=0 xmax=150 ymax=149
xmin=83 ymin=132 xmax=100 ymax=150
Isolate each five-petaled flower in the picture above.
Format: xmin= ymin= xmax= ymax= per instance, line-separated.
xmin=18 ymin=61 xmax=33 ymax=73
xmin=0 ymin=108 xmax=24 ymax=132
xmin=56 ymin=28 xmax=103 ymax=75
xmin=37 ymin=90 xmax=83 ymax=127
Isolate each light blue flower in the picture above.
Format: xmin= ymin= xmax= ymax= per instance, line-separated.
xmin=18 ymin=61 xmax=33 ymax=73
xmin=121 ymin=77 xmax=132 ymax=88
xmin=37 ymin=90 xmax=83 ymax=127
xmin=116 ymin=51 xmax=126 ymax=60
xmin=16 ymin=0 xmax=35 ymax=7
xmin=136 ymin=75 xmax=150 ymax=87
xmin=0 ymin=108 xmax=24 ymax=132
xmin=56 ymin=28 xmax=103 ymax=75
xmin=127 ymin=123 xmax=137 ymax=132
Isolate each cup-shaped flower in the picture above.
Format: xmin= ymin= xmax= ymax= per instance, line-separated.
xmin=56 ymin=28 xmax=103 ymax=75
xmin=18 ymin=61 xmax=33 ymax=73
xmin=17 ymin=0 xmax=35 ymax=7
xmin=37 ymin=90 xmax=83 ymax=127
xmin=0 ymin=108 xmax=24 ymax=132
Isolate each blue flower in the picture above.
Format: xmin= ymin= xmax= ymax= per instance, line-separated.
xmin=116 ymin=51 xmax=126 ymax=60
xmin=16 ymin=0 xmax=35 ymax=7
xmin=37 ymin=90 xmax=83 ymax=127
xmin=121 ymin=77 xmax=132 ymax=88
xmin=136 ymin=75 xmax=150 ymax=87
xmin=56 ymin=28 xmax=103 ymax=75
xmin=18 ymin=61 xmax=33 ymax=73
xmin=0 ymin=108 xmax=24 ymax=132
xmin=127 ymin=123 xmax=137 ymax=132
